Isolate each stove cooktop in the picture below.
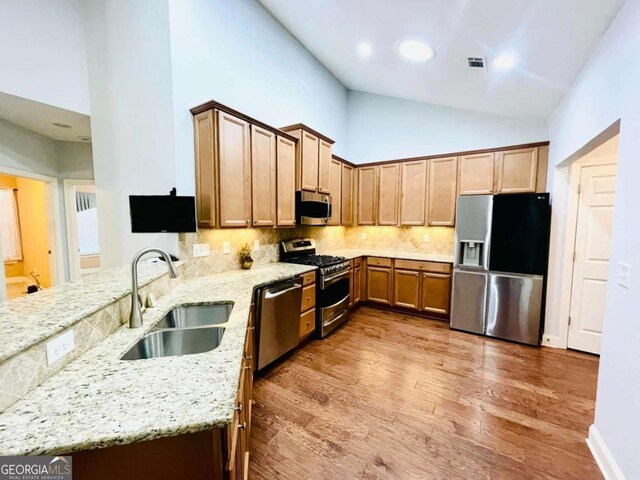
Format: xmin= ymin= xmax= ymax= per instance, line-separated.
xmin=285 ymin=254 xmax=347 ymax=268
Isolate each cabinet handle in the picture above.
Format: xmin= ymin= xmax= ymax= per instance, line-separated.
xmin=238 ymin=422 xmax=246 ymax=430
xmin=235 ymin=403 xmax=243 ymax=413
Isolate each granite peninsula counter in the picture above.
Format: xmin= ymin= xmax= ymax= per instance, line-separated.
xmin=0 ymin=263 xmax=314 ymax=456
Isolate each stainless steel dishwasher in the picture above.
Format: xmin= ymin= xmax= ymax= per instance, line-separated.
xmin=254 ymin=277 xmax=303 ymax=370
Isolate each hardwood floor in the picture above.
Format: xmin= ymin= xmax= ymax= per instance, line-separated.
xmin=249 ymin=307 xmax=601 ymax=480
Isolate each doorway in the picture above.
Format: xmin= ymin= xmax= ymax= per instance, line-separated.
xmin=0 ymin=173 xmax=55 ymax=300
xmin=566 ymin=136 xmax=619 ymax=354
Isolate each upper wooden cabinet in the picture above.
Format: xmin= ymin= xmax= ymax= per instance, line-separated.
xmin=193 ymin=110 xmax=216 ymax=228
xmin=276 ymin=135 xmax=296 ymax=227
xmin=495 ymin=147 xmax=538 ymax=193
xmin=377 ymin=164 xmax=400 ymax=226
xmin=357 ymin=166 xmax=378 ymax=225
xmin=341 ymin=163 xmax=354 ymax=226
xmin=428 ymin=157 xmax=458 ymax=226
xmin=251 ymin=125 xmax=276 ymax=227
xmin=217 ymin=111 xmax=252 ymax=227
xmin=399 ymin=160 xmax=427 ymax=226
xmin=327 ymin=158 xmax=342 ymax=225
xmin=458 ymin=152 xmax=495 ymax=195
xmin=281 ymin=124 xmax=335 ymax=194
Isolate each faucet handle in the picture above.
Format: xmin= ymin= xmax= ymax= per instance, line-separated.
xmin=137 ymin=294 xmax=147 ymax=314
xmin=145 ymin=293 xmax=157 ymax=308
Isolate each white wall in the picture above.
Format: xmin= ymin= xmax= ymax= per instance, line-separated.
xmin=0 ymin=0 xmax=90 ymax=115
xmin=84 ymin=0 xmax=178 ymax=268
xmin=168 ymin=0 xmax=349 ymax=194
xmin=546 ymin=0 xmax=640 ymax=477
xmin=347 ymin=91 xmax=548 ymax=163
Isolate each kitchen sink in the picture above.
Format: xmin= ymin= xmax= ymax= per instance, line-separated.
xmin=120 ymin=327 xmax=226 ymax=361
xmin=151 ymin=303 xmax=233 ymax=331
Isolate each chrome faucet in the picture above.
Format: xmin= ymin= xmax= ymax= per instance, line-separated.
xmin=129 ymin=248 xmax=179 ymax=328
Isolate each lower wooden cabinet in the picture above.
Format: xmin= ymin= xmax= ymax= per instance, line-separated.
xmin=366 ymin=264 xmax=392 ymax=305
xmin=350 ymin=259 xmax=363 ymax=307
xmin=299 ymin=271 xmax=316 ymax=339
xmin=421 ymin=272 xmax=451 ymax=315
xmin=393 ymin=269 xmax=420 ymax=309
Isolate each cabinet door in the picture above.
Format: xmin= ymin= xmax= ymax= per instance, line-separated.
xmin=276 ymin=136 xmax=296 ymax=227
xmin=377 ymin=163 xmax=400 ymax=226
xmin=357 ymin=166 xmax=378 ymax=225
xmin=495 ymin=147 xmax=538 ymax=194
xmin=399 ymin=160 xmax=426 ymax=226
xmin=366 ymin=266 xmax=392 ymax=304
xmin=353 ymin=266 xmax=362 ymax=304
xmin=193 ymin=110 xmax=216 ymax=228
xmin=318 ymin=139 xmax=332 ymax=194
xmin=428 ymin=157 xmax=457 ymax=226
xmin=300 ymin=132 xmax=319 ymax=192
xmin=421 ymin=272 xmax=452 ymax=315
xmin=251 ymin=125 xmax=276 ymax=227
xmin=393 ymin=269 xmax=420 ymax=309
xmin=327 ymin=158 xmax=342 ymax=225
xmin=458 ymin=152 xmax=495 ymax=195
xmin=217 ymin=111 xmax=251 ymax=227
xmin=341 ymin=164 xmax=354 ymax=226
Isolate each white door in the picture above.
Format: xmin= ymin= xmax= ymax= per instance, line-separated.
xmin=568 ymin=163 xmax=617 ymax=354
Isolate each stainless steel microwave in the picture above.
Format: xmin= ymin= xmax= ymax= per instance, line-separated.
xmin=296 ymin=191 xmax=331 ymax=226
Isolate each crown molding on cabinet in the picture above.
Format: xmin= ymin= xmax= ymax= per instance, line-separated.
xmin=280 ymin=123 xmax=335 ymax=145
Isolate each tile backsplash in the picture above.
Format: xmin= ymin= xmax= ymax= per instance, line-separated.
xmin=179 ymin=226 xmax=454 ymax=278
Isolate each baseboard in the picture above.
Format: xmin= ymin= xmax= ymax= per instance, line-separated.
xmin=587 ymin=425 xmax=626 ymax=480
xmin=542 ymin=333 xmax=565 ymax=349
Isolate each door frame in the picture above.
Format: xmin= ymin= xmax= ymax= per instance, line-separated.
xmin=556 ymin=154 xmax=617 ymax=350
xmin=63 ymin=179 xmax=97 ymax=281
xmin=0 ymin=166 xmax=64 ymax=297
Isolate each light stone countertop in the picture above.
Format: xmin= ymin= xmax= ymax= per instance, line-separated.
xmin=0 ymin=261 xmax=183 ymax=363
xmin=0 ymin=263 xmax=315 ymax=456
xmin=322 ymin=249 xmax=454 ymax=264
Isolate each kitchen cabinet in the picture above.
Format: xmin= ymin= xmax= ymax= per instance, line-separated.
xmin=393 ymin=269 xmax=421 ymax=309
xmin=399 ymin=160 xmax=427 ymax=226
xmin=327 ymin=158 xmax=342 ymax=225
xmin=299 ymin=271 xmax=316 ymax=340
xmin=495 ymin=147 xmax=538 ymax=193
xmin=377 ymin=163 xmax=400 ymax=226
xmin=357 ymin=166 xmax=378 ymax=225
xmin=428 ymin=157 xmax=458 ymax=226
xmin=276 ymin=136 xmax=296 ymax=227
xmin=458 ymin=152 xmax=495 ymax=195
xmin=341 ymin=163 xmax=354 ymax=226
xmin=217 ymin=111 xmax=252 ymax=227
xmin=299 ymin=131 xmax=319 ymax=192
xmin=353 ymin=265 xmax=362 ymax=304
xmin=318 ymin=139 xmax=332 ymax=194
xmin=388 ymin=259 xmax=452 ymax=316
xmin=193 ymin=110 xmax=217 ymax=228
xmin=251 ymin=125 xmax=276 ymax=227
xmin=421 ymin=272 xmax=452 ymax=315
xmin=366 ymin=259 xmax=392 ymax=305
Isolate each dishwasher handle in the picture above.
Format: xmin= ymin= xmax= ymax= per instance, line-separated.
xmin=264 ymin=280 xmax=302 ymax=299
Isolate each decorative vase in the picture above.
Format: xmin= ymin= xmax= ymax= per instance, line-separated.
xmin=241 ymin=259 xmax=253 ymax=270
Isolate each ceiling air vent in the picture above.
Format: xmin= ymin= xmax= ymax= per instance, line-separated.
xmin=467 ymin=57 xmax=487 ymax=70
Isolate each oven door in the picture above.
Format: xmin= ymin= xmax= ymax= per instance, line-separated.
xmin=318 ymin=268 xmax=350 ymax=336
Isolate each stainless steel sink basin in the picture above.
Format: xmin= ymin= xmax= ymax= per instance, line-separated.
xmin=120 ymin=327 xmax=225 ymax=361
xmin=151 ymin=303 xmax=233 ymax=331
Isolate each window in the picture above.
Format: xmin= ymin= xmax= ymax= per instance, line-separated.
xmin=0 ymin=189 xmax=23 ymax=262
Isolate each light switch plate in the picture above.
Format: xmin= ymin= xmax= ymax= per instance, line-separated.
xmin=193 ymin=243 xmax=210 ymax=257
xmin=253 ymin=240 xmax=260 ymax=251
xmin=617 ymin=263 xmax=630 ymax=289
xmin=46 ymin=329 xmax=75 ymax=365
xmin=423 ymin=234 xmax=430 ymax=243
xmin=223 ymin=241 xmax=231 ymax=254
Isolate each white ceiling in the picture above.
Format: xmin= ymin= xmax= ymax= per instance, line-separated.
xmin=258 ymin=0 xmax=624 ymax=120
xmin=0 ymin=92 xmax=91 ymax=142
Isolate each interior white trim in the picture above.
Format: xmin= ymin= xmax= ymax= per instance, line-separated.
xmin=541 ymin=334 xmax=564 ymax=348
xmin=63 ymin=179 xmax=95 ymax=282
xmin=587 ymin=425 xmax=626 ymax=480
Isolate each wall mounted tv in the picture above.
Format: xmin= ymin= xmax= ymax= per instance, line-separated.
xmin=129 ymin=195 xmax=196 ymax=233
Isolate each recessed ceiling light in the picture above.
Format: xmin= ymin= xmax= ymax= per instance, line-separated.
xmin=357 ymin=42 xmax=372 ymax=57
xmin=493 ymin=54 xmax=517 ymax=70
xmin=52 ymin=122 xmax=72 ymax=128
xmin=397 ymin=40 xmax=435 ymax=62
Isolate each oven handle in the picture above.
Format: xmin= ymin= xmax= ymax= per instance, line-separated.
xmin=321 ymin=293 xmax=350 ymax=313
xmin=321 ymin=268 xmax=350 ymax=289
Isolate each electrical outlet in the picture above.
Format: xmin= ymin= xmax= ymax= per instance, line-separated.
xmin=423 ymin=234 xmax=430 ymax=243
xmin=192 ymin=243 xmax=210 ymax=257
xmin=253 ymin=240 xmax=260 ymax=251
xmin=223 ymin=241 xmax=231 ymax=254
xmin=46 ymin=329 xmax=75 ymax=365
xmin=617 ymin=263 xmax=631 ymax=289
xmin=361 ymin=233 xmax=367 ymax=240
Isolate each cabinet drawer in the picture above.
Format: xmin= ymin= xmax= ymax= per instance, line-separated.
xmin=299 ymin=308 xmax=316 ymax=338
xmin=394 ymin=259 xmax=451 ymax=274
xmin=301 ymin=284 xmax=316 ymax=310
xmin=301 ymin=271 xmax=316 ymax=286
xmin=367 ymin=257 xmax=392 ymax=268
xmin=353 ymin=257 xmax=362 ymax=267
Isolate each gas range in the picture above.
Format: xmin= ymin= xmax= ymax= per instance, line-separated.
xmin=283 ymin=254 xmax=349 ymax=276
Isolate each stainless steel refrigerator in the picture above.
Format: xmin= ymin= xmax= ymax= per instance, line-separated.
xmin=450 ymin=193 xmax=551 ymax=345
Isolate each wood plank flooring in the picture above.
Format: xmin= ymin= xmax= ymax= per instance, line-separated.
xmin=249 ymin=307 xmax=601 ymax=479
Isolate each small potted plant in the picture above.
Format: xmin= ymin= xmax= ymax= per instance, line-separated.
xmin=238 ymin=243 xmax=253 ymax=270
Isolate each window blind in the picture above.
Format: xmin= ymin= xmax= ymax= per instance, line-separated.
xmin=0 ymin=188 xmax=23 ymax=262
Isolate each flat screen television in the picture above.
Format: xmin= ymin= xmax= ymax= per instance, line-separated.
xmin=129 ymin=195 xmax=196 ymax=233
